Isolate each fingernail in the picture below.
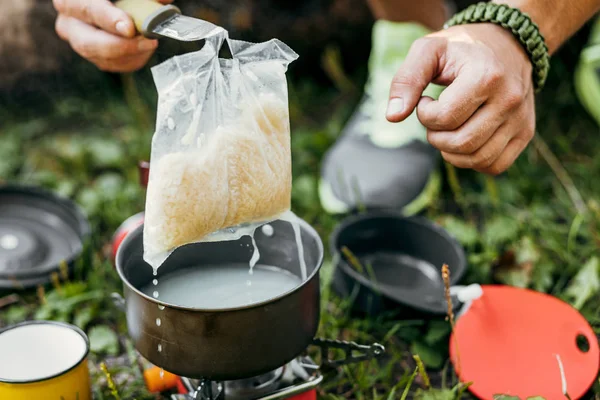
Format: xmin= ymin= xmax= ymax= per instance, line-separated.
xmin=116 ymin=20 xmax=130 ymax=36
xmin=138 ymin=39 xmax=157 ymax=52
xmin=386 ymin=98 xmax=404 ymax=117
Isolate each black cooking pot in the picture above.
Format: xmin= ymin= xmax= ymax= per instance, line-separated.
xmin=115 ymin=218 xmax=323 ymax=381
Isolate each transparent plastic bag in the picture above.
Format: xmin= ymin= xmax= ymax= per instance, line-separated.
xmin=143 ymin=26 xmax=298 ymax=270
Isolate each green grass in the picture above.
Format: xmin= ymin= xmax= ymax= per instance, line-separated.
xmin=1 ymin=36 xmax=600 ymax=399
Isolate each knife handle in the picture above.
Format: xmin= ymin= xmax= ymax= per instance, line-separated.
xmin=114 ymin=0 xmax=181 ymax=38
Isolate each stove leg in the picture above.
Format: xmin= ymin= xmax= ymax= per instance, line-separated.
xmin=180 ymin=377 xmax=197 ymax=392
xmin=193 ymin=379 xmax=224 ymax=400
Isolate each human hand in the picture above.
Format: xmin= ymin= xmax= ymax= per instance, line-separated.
xmin=53 ymin=0 xmax=173 ymax=72
xmin=386 ymin=24 xmax=535 ymax=175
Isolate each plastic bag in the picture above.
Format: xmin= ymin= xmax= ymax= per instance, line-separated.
xmin=143 ymin=25 xmax=298 ymax=270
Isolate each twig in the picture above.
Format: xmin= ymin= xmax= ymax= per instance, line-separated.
xmin=442 ymin=264 xmax=461 ymax=375
xmin=0 ymin=294 xmax=19 ymax=309
xmin=531 ymin=135 xmax=588 ymax=215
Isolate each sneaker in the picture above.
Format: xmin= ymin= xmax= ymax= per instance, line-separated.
xmin=319 ymin=20 xmax=445 ymax=215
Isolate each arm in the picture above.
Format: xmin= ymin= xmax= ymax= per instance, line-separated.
xmin=386 ymin=1 xmax=600 ymax=175
xmin=495 ymin=0 xmax=600 ymax=55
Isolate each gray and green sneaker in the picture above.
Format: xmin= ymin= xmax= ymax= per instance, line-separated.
xmin=319 ymin=20 xmax=444 ymax=215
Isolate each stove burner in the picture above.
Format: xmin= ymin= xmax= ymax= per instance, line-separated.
xmin=225 ymin=367 xmax=284 ymax=399
xmin=0 ymin=225 xmax=48 ymax=272
xmin=173 ymin=357 xmax=322 ymax=400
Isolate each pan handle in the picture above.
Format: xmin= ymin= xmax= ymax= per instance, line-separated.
xmin=449 ymin=283 xmax=483 ymax=318
xmin=311 ymin=338 xmax=385 ymax=368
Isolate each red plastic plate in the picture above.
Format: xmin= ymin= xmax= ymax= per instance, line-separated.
xmin=450 ymin=285 xmax=599 ymax=399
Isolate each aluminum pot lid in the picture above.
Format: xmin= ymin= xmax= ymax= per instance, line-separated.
xmin=0 ymin=184 xmax=90 ymax=288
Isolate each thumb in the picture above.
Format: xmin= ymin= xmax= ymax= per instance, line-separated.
xmin=386 ymin=37 xmax=445 ymax=123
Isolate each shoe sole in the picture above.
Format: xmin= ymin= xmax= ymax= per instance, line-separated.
xmin=318 ymin=168 xmax=441 ymax=216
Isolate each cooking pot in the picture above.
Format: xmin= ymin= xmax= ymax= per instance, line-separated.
xmin=115 ymin=218 xmax=324 ymax=381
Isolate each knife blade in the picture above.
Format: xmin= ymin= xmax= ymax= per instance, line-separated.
xmin=114 ymin=0 xmax=225 ymax=42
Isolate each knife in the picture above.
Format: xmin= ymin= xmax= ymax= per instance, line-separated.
xmin=114 ymin=0 xmax=225 ymax=42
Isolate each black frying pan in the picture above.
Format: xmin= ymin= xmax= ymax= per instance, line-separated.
xmin=330 ymin=211 xmax=467 ymax=317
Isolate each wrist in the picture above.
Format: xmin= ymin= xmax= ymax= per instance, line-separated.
xmin=491 ymin=0 xmax=559 ymax=54
xmin=485 ymin=23 xmax=533 ymax=79
xmin=445 ymin=2 xmax=550 ymax=92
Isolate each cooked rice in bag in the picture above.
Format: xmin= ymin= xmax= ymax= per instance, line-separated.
xmin=143 ymin=27 xmax=298 ymax=269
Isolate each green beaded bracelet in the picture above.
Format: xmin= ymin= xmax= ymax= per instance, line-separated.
xmin=444 ymin=1 xmax=550 ymax=92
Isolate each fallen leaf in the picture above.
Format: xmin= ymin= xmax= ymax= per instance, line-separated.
xmin=89 ymin=325 xmax=119 ymax=356
xmin=565 ymin=256 xmax=600 ymax=309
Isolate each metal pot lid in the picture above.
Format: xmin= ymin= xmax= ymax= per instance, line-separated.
xmin=0 ymin=184 xmax=90 ymax=288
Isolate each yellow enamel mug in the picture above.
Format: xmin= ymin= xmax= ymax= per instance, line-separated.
xmin=0 ymin=321 xmax=91 ymax=400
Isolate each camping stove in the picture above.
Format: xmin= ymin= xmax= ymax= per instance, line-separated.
xmin=172 ymin=355 xmax=321 ymax=400
xmin=168 ymin=338 xmax=384 ymax=400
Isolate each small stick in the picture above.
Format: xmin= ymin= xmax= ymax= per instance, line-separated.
xmin=442 ymin=264 xmax=461 ymax=376
xmin=0 ymin=294 xmax=19 ymax=309
xmin=532 ymin=135 xmax=588 ymax=215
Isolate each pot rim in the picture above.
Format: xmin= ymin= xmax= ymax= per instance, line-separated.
xmin=0 ymin=320 xmax=90 ymax=384
xmin=116 ymin=217 xmax=324 ymax=312
xmin=329 ymin=210 xmax=467 ymax=313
